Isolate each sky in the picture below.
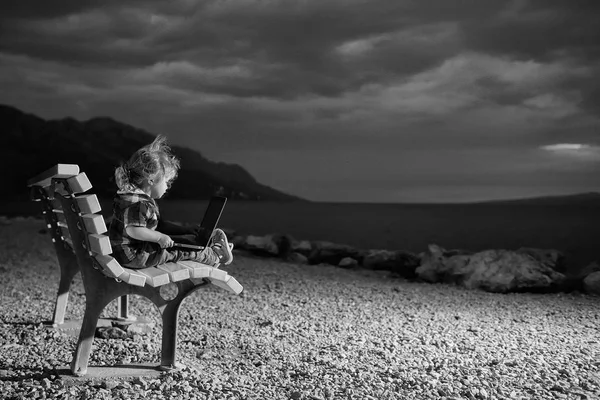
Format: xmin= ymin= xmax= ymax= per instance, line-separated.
xmin=1 ymin=0 xmax=599 ymax=203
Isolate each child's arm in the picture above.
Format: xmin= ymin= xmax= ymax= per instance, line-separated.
xmin=126 ymin=226 xmax=174 ymax=248
xmin=157 ymin=219 xmax=196 ymax=236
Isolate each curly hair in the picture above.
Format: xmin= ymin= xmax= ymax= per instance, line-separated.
xmin=115 ymin=135 xmax=180 ymax=192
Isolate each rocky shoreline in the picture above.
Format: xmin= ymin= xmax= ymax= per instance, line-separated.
xmin=230 ymin=232 xmax=600 ymax=296
xmin=2 ymin=214 xmax=598 ymax=296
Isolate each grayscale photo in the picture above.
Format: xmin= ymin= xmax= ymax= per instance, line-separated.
xmin=1 ymin=1 xmax=599 ymax=399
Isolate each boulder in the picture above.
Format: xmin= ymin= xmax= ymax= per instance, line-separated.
xmin=417 ymin=255 xmax=471 ymax=284
xmin=269 ymin=233 xmax=295 ymax=258
xmin=426 ymin=243 xmax=472 ymax=258
xmin=231 ymin=235 xmax=247 ymax=248
xmin=244 ymin=235 xmax=279 ymax=256
xmin=576 ymin=261 xmax=600 ymax=279
xmin=416 ymin=245 xmax=566 ymax=293
xmin=462 ymin=250 xmax=566 ymax=293
xmin=286 ymin=252 xmax=309 ymax=264
xmin=338 ymin=257 xmax=359 ymax=269
xmin=416 ymin=244 xmax=471 ymax=283
xmin=308 ymin=241 xmax=361 ymax=265
xmin=563 ymin=261 xmax=600 ymax=292
xmin=291 ymin=240 xmax=312 ymax=256
xmin=583 ymin=271 xmax=600 ymax=296
xmin=362 ymin=249 xmax=421 ymax=279
xmin=517 ymin=247 xmax=566 ymax=273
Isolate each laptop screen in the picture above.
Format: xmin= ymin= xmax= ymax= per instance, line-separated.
xmin=197 ymin=196 xmax=227 ymax=246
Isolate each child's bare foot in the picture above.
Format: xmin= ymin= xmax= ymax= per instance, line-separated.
xmin=210 ymin=229 xmax=233 ymax=265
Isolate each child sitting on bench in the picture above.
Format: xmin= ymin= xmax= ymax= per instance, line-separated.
xmin=108 ymin=135 xmax=233 ymax=269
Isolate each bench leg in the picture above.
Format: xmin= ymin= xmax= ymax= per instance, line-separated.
xmin=157 ymin=282 xmax=209 ymax=371
xmin=158 ymin=299 xmax=183 ymax=370
xmin=70 ymin=300 xmax=105 ymax=377
xmin=53 ymin=256 xmax=79 ymax=326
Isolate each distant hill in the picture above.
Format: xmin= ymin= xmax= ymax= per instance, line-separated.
xmin=1 ymin=104 xmax=303 ymax=201
xmin=474 ymin=192 xmax=600 ymax=206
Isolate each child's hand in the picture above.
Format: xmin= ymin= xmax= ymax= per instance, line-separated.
xmin=157 ymin=234 xmax=174 ymax=248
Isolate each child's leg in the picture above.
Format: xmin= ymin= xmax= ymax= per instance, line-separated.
xmin=123 ymin=231 xmax=233 ymax=269
xmin=174 ymin=229 xmax=234 ymax=266
xmin=123 ymin=242 xmax=197 ymax=269
xmin=185 ymin=247 xmax=221 ymax=266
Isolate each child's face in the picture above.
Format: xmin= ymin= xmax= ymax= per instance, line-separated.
xmin=149 ymin=175 xmax=169 ymax=199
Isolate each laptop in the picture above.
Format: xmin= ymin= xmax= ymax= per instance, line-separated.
xmin=171 ymin=196 xmax=227 ymax=250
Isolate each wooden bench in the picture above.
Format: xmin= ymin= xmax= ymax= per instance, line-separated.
xmin=28 ymin=164 xmax=243 ymax=376
xmin=29 ymin=164 xmax=134 ymax=326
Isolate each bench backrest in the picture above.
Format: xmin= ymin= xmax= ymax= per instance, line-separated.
xmin=28 ymin=164 xmax=148 ymax=287
xmin=29 ymin=164 xmax=83 ymax=253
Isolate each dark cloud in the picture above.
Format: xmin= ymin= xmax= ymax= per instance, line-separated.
xmin=0 ymin=0 xmax=172 ymax=19
xmin=462 ymin=0 xmax=600 ymax=62
xmin=1 ymin=0 xmax=599 ymax=201
xmin=0 ymin=0 xmax=467 ymax=97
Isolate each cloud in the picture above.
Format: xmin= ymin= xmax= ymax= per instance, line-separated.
xmin=540 ymin=143 xmax=600 ymax=162
xmin=1 ymin=0 xmax=600 ymax=201
xmin=463 ymin=0 xmax=600 ymax=62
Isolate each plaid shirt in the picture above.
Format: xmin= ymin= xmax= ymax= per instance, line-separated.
xmin=109 ymin=191 xmax=160 ymax=264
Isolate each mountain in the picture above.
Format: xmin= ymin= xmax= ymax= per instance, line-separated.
xmin=1 ymin=104 xmax=303 ymax=201
xmin=473 ymin=192 xmax=600 ymax=206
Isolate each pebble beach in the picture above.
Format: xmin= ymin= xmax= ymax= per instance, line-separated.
xmin=1 ymin=217 xmax=599 ymax=400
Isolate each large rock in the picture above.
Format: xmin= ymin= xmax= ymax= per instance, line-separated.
xmin=308 ymin=241 xmax=361 ymax=265
xmin=416 ymin=244 xmax=471 ymax=283
xmin=563 ymin=261 xmax=600 ymax=292
xmin=463 ymin=250 xmax=566 ymax=293
xmin=338 ymin=257 xmax=359 ymax=269
xmin=517 ymin=247 xmax=567 ymax=273
xmin=576 ymin=261 xmax=600 ymax=279
xmin=231 ymin=235 xmax=247 ymax=249
xmin=270 ymin=233 xmax=295 ymax=258
xmin=291 ymin=240 xmax=312 ymax=256
xmin=416 ymin=245 xmax=566 ymax=293
xmin=241 ymin=233 xmax=295 ymax=258
xmin=286 ymin=252 xmax=309 ymax=264
xmin=362 ymin=249 xmax=421 ymax=279
xmin=583 ymin=271 xmax=600 ymax=296
xmin=243 ymin=235 xmax=279 ymax=256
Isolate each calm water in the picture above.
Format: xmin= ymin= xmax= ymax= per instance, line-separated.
xmin=157 ymin=200 xmax=598 ymax=272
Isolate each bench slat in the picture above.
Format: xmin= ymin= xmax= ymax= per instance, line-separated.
xmin=63 ymin=237 xmax=74 ymax=248
xmin=138 ymin=267 xmax=170 ymax=287
xmin=157 ymin=262 xmax=190 ymax=282
xmin=210 ymin=276 xmax=243 ymax=295
xmin=175 ymin=261 xmax=212 ymax=278
xmin=67 ymin=173 xmax=92 ymax=194
xmin=118 ymin=269 xmax=147 ymax=287
xmin=27 ymin=164 xmax=80 ymax=187
xmin=76 ymin=195 xmax=102 ymax=214
xmin=94 ymin=255 xmax=125 ymax=279
xmin=88 ymin=234 xmax=112 ymax=255
xmin=51 ymin=198 xmax=63 ymax=210
xmin=81 ymin=214 xmax=107 ymax=234
xmin=59 ymin=225 xmax=71 ymax=241
xmin=209 ymin=267 xmax=228 ymax=281
xmin=54 ymin=210 xmax=67 ymax=224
